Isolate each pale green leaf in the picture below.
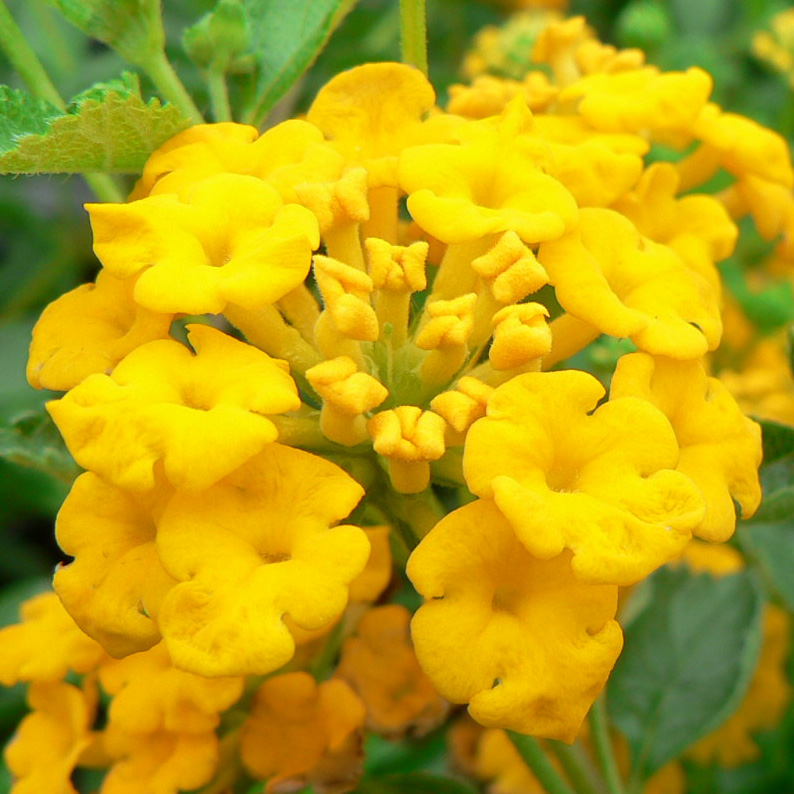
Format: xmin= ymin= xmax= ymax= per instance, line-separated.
xmin=242 ymin=0 xmax=357 ymax=124
xmin=0 ymin=74 xmax=191 ymax=173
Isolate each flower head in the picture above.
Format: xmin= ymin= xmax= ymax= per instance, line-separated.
xmin=48 ymin=324 xmax=300 ymax=492
xmin=464 ymin=370 xmax=705 ymax=584
xmin=155 ymin=443 xmax=368 ymax=677
xmin=408 ymin=499 xmax=622 ymax=741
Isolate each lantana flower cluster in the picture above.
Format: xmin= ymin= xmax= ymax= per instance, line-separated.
xmin=3 ymin=14 xmax=788 ymax=793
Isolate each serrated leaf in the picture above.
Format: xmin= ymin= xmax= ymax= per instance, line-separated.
xmin=354 ymin=773 xmax=477 ymax=794
xmin=609 ymin=566 xmax=763 ymax=780
xmin=0 ymin=74 xmax=190 ymax=174
xmin=741 ymin=522 xmax=794 ymax=611
xmin=242 ymin=0 xmax=356 ymax=124
xmin=0 ymin=87 xmax=62 ymax=151
xmin=0 ymin=409 xmax=79 ymax=483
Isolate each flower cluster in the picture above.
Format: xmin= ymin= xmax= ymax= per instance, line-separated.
xmin=4 ymin=12 xmax=783 ymax=792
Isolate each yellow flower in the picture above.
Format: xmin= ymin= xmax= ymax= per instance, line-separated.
xmin=89 ymin=173 xmax=319 ymax=315
xmin=155 ymin=443 xmax=368 ymax=677
xmin=719 ymin=334 xmax=794 ymax=425
xmin=48 ymin=324 xmax=300 ymax=492
xmin=54 ymin=473 xmax=176 ymax=657
xmin=99 ymin=642 xmax=243 ymax=734
xmin=539 ymin=208 xmax=722 ymax=359
xmin=336 ymin=605 xmax=448 ymax=738
xmin=560 ymin=66 xmax=712 ymax=139
xmin=399 ymin=98 xmax=578 ymax=245
xmin=130 ymin=121 xmax=259 ymax=198
xmin=408 ymin=499 xmax=622 ymax=741
xmin=307 ymin=62 xmax=437 ymax=187
xmin=612 ymin=162 xmax=737 ymax=289
xmin=26 ymin=269 xmax=173 ymax=392
xmin=464 ymin=371 xmax=705 ymax=584
xmin=347 ymin=526 xmax=393 ymax=604
xmin=101 ymin=726 xmax=219 ymax=794
xmin=610 ymin=353 xmax=762 ymax=542
xmin=5 ymin=681 xmax=96 ymax=794
xmin=0 ymin=592 xmax=106 ymax=686
xmin=240 ymin=672 xmax=366 ymax=793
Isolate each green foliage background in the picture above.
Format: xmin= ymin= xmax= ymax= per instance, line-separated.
xmin=2 ymin=1 xmax=794 ymax=792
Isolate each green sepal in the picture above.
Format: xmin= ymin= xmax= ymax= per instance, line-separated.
xmin=183 ymin=0 xmax=251 ymax=73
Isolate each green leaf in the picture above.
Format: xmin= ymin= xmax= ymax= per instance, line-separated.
xmin=0 ymin=87 xmax=62 ymax=151
xmin=742 ymin=522 xmax=794 ymax=611
xmin=354 ymin=773 xmax=477 ymax=794
xmin=45 ymin=0 xmax=164 ymax=63
xmin=0 ymin=409 xmax=79 ymax=484
xmin=241 ymin=0 xmax=356 ymax=124
xmin=0 ymin=74 xmax=190 ymax=173
xmin=609 ymin=566 xmax=763 ymax=781
xmin=757 ymin=419 xmax=794 ymax=464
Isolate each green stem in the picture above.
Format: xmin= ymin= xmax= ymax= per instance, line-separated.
xmin=548 ymin=741 xmax=608 ymax=794
xmin=206 ymin=65 xmax=232 ymax=122
xmin=0 ymin=1 xmax=125 ymax=203
xmin=507 ymin=732 xmax=576 ymax=794
xmin=138 ymin=49 xmax=204 ymax=124
xmin=590 ymin=698 xmax=626 ymax=794
xmin=0 ymin=0 xmax=65 ymax=109
xmin=84 ymin=173 xmax=126 ymax=203
xmin=399 ymin=0 xmax=428 ymax=75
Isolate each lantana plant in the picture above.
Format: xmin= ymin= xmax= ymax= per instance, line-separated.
xmin=1 ymin=1 xmax=794 ymax=793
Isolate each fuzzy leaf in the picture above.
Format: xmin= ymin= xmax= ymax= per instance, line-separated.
xmin=0 ymin=87 xmax=62 ymax=150
xmin=242 ymin=0 xmax=356 ymax=122
xmin=0 ymin=74 xmax=190 ymax=174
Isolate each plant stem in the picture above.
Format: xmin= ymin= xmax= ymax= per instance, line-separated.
xmin=0 ymin=1 xmax=125 ymax=203
xmin=0 ymin=1 xmax=65 ymax=109
xmin=548 ymin=741 xmax=608 ymax=794
xmin=399 ymin=0 xmax=428 ymax=75
xmin=207 ymin=66 xmax=232 ymax=122
xmin=590 ymin=697 xmax=626 ymax=794
xmin=139 ymin=49 xmax=204 ymax=124
xmin=507 ymin=732 xmax=576 ymax=794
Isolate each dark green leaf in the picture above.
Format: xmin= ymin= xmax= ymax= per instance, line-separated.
xmin=354 ymin=773 xmax=477 ymax=794
xmin=0 ymin=73 xmax=190 ymax=173
xmin=609 ymin=566 xmax=763 ymax=780
xmin=757 ymin=419 xmax=794 ymax=465
xmin=741 ymin=522 xmax=794 ymax=611
xmin=0 ymin=410 xmax=79 ymax=483
xmin=241 ymin=0 xmax=356 ymax=124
